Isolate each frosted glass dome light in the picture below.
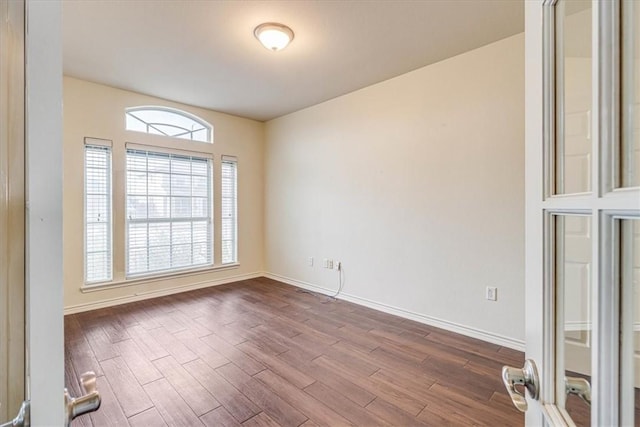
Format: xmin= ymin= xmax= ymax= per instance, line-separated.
xmin=254 ymin=23 xmax=294 ymax=51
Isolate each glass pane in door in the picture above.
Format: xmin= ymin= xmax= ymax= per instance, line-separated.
xmin=556 ymin=215 xmax=592 ymax=426
xmin=555 ymin=0 xmax=592 ymax=194
xmin=621 ymin=219 xmax=640 ymax=426
xmin=621 ymin=0 xmax=640 ymax=187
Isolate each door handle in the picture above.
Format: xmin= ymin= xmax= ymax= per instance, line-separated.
xmin=0 ymin=401 xmax=29 ymax=427
xmin=64 ymin=371 xmax=101 ymax=426
xmin=501 ymin=359 xmax=540 ymax=412
xmin=565 ymin=376 xmax=591 ymax=406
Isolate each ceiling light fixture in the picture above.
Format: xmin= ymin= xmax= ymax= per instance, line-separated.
xmin=254 ymin=22 xmax=294 ymax=51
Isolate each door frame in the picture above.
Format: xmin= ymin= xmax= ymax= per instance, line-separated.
xmin=24 ymin=0 xmax=64 ymax=424
xmin=524 ymin=1 xmax=547 ymax=424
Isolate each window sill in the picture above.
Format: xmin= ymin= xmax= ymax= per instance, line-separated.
xmin=81 ymin=263 xmax=240 ymax=293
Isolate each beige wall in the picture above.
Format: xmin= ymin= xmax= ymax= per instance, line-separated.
xmin=63 ymin=77 xmax=264 ymax=311
xmin=64 ymin=34 xmax=526 ymax=347
xmin=264 ymin=34 xmax=525 ymax=345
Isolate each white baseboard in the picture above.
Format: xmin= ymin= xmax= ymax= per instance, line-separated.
xmin=63 ymin=271 xmax=263 ymax=315
xmin=264 ymin=272 xmax=525 ymax=352
xmin=66 ymin=270 xmax=525 ymax=352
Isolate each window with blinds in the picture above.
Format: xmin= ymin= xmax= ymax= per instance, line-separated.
xmin=126 ymin=149 xmax=212 ymax=276
xmin=85 ymin=145 xmax=112 ymax=283
xmin=221 ymin=156 xmax=237 ymax=264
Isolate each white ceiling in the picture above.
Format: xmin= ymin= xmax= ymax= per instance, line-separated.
xmin=63 ymin=0 xmax=524 ymax=122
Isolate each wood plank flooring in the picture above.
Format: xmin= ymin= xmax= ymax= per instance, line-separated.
xmin=65 ymin=277 xmax=525 ymax=426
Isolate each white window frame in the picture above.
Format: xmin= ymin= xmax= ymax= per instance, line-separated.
xmin=125 ymin=145 xmax=213 ymax=277
xmin=84 ymin=138 xmax=113 ymax=284
xmin=125 ymin=106 xmax=213 ymax=143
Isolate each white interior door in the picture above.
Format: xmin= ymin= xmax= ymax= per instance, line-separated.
xmin=1 ymin=0 xmax=66 ymax=424
xmin=516 ymin=0 xmax=640 ymax=425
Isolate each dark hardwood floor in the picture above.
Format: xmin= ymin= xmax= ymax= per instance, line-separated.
xmin=65 ymin=277 xmax=525 ymax=426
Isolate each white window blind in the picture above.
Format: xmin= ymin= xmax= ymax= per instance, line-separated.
xmin=85 ymin=145 xmax=112 ymax=283
xmin=126 ymin=149 xmax=212 ymax=276
xmin=221 ymin=156 xmax=237 ymax=264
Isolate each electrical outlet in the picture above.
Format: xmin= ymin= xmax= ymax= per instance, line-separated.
xmin=486 ymin=286 xmax=498 ymax=301
xmin=334 ymin=261 xmax=341 ymax=270
xmin=307 ymin=257 xmax=314 ymax=267
xmin=327 ymin=259 xmax=334 ymax=269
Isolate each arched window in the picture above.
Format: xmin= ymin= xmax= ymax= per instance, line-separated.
xmin=125 ymin=106 xmax=213 ymax=143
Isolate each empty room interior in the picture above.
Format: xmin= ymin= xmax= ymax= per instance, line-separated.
xmin=48 ymin=0 xmax=627 ymax=426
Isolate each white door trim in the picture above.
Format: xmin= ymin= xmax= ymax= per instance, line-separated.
xmin=524 ymin=2 xmax=546 ymax=425
xmin=25 ymin=0 xmax=64 ymax=424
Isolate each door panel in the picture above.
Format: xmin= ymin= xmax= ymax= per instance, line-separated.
xmin=621 ymin=0 xmax=640 ymax=188
xmin=560 ymin=215 xmax=592 ymax=379
xmin=621 ymin=218 xmax=640 ymax=426
xmin=555 ymin=0 xmax=592 ymax=195
xmin=632 ymin=221 xmax=640 ymax=392
xmin=556 ymin=215 xmax=592 ymax=426
xmin=0 ymin=0 xmax=25 ymax=421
